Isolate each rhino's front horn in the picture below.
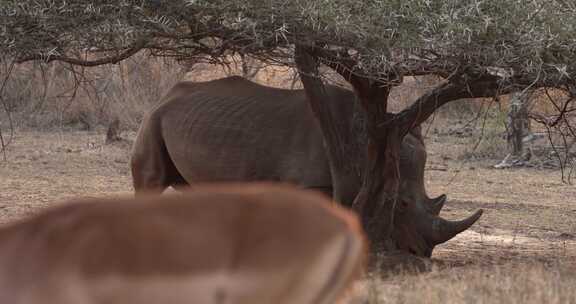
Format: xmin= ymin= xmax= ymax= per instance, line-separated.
xmin=429 ymin=209 xmax=483 ymax=245
xmin=428 ymin=194 xmax=447 ymax=215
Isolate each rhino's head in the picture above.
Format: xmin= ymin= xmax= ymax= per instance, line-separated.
xmin=392 ymin=130 xmax=482 ymax=257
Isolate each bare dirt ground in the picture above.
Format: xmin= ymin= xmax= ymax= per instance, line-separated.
xmin=1 ymin=126 xmax=575 ymax=303
xmin=0 ymin=131 xmax=134 ymax=223
xmin=426 ymin=134 xmax=576 ymax=268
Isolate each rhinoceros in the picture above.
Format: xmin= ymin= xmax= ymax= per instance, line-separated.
xmin=131 ymin=76 xmax=481 ymax=256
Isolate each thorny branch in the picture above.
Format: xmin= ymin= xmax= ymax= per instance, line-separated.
xmin=16 ymin=38 xmax=150 ymax=67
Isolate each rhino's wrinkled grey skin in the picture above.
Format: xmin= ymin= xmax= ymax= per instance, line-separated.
xmin=131 ymin=76 xmax=481 ymax=257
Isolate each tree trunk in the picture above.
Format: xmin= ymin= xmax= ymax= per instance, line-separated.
xmin=295 ymin=48 xmax=489 ymax=256
xmin=294 ymin=47 xmax=360 ymax=205
xmin=105 ymin=118 xmax=122 ymax=144
xmin=295 ymin=46 xmax=402 ymax=251
xmin=509 ymin=92 xmax=532 ymax=157
xmin=343 ymin=77 xmax=401 ymax=252
xmin=352 ymin=121 xmax=401 ymax=251
xmin=495 ymin=91 xmax=532 ymax=168
xmin=240 ymin=54 xmax=260 ymax=80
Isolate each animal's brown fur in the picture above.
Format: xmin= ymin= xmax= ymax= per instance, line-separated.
xmin=0 ymin=183 xmax=366 ymax=304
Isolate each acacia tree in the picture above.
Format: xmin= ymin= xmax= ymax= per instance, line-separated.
xmin=2 ymin=0 xmax=576 ymax=256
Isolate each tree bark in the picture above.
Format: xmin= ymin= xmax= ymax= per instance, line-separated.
xmin=495 ymin=91 xmax=532 ymax=168
xmin=352 ymin=119 xmax=401 ymax=251
xmin=295 ymin=47 xmax=495 ymax=254
xmin=295 ymin=46 xmax=407 ymax=251
xmin=344 ymin=78 xmax=401 ymax=251
xmin=508 ymin=92 xmax=532 ymax=157
xmin=105 ymin=118 xmax=122 ymax=144
xmin=391 ymin=78 xmax=505 ymax=135
xmin=240 ymin=53 xmax=260 ymax=80
xmin=294 ymin=46 xmax=360 ymax=205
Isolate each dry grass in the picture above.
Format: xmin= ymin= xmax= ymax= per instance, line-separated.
xmin=0 ymin=55 xmax=186 ymax=132
xmin=351 ymin=263 xmax=576 ymax=304
xmin=0 ymin=131 xmax=133 ymax=223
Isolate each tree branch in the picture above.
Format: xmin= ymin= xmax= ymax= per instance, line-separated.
xmin=16 ymin=38 xmax=149 ymax=67
xmin=294 ymin=45 xmax=349 ymax=165
xmin=389 ymin=74 xmax=509 ymax=135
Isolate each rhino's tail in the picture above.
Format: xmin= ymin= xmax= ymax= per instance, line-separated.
xmin=130 ymin=111 xmax=187 ymax=196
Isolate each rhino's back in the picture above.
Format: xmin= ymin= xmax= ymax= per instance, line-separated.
xmin=155 ymin=76 xmax=331 ymax=187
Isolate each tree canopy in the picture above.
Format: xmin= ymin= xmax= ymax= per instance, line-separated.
xmin=2 ymin=0 xmax=575 ymax=90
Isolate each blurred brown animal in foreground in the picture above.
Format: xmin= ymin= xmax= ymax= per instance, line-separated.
xmin=0 ymin=183 xmax=366 ymax=304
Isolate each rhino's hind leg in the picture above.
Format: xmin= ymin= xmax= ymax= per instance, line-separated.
xmin=131 ymin=158 xmax=172 ymax=197
xmin=132 ymin=154 xmax=188 ymax=196
xmin=131 ymin=134 xmax=187 ymax=197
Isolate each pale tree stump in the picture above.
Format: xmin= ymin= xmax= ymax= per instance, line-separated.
xmin=240 ymin=53 xmax=261 ymax=80
xmin=495 ymin=91 xmax=533 ymax=168
xmin=105 ymin=118 xmax=122 ymax=144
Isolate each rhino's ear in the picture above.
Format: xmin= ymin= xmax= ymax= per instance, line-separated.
xmin=428 ymin=194 xmax=447 ymax=215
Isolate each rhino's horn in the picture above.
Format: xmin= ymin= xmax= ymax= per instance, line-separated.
xmin=428 ymin=194 xmax=447 ymax=215
xmin=429 ymin=209 xmax=483 ymax=245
